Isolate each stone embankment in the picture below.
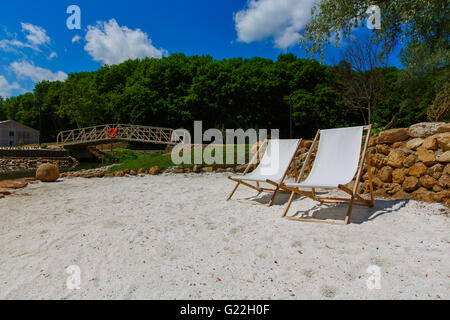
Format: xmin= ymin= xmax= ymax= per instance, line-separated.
xmin=0 ymin=149 xmax=77 ymax=174
xmin=294 ymin=122 xmax=449 ymax=204
xmin=363 ymin=122 xmax=449 ymax=204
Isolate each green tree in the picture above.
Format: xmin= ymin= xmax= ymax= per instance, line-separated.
xmin=302 ymin=0 xmax=448 ymax=69
xmin=3 ymin=52 xmax=446 ymax=142
xmin=0 ymin=96 xmax=5 ymax=120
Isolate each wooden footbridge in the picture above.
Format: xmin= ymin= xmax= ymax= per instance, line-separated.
xmin=57 ymin=124 xmax=183 ymax=148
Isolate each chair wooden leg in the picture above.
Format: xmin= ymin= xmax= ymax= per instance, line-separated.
xmin=368 ymin=190 xmax=375 ymax=208
xmin=344 ymin=197 xmax=355 ymax=225
xmin=282 ymin=191 xmax=296 ymax=217
xmin=367 ymin=162 xmax=375 ymax=208
xmin=227 ymin=182 xmax=241 ymax=201
xmin=268 ymin=186 xmax=280 ymax=207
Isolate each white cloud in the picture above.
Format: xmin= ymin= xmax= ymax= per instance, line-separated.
xmin=20 ymin=22 xmax=50 ymax=46
xmin=0 ymin=23 xmax=51 ymax=53
xmin=0 ymin=39 xmax=33 ymax=52
xmin=84 ymin=19 xmax=167 ymax=65
xmin=47 ymin=52 xmax=57 ymax=60
xmin=0 ymin=75 xmax=21 ymax=97
xmin=234 ymin=0 xmax=317 ymax=49
xmin=72 ymin=35 xmax=82 ymax=43
xmin=10 ymin=61 xmax=67 ymax=83
xmin=3 ymin=26 xmax=13 ymax=38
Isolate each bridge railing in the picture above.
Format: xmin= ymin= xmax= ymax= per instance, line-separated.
xmin=57 ymin=124 xmax=180 ymax=146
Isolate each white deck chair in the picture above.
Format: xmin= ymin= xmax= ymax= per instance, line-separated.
xmin=280 ymin=126 xmax=374 ymax=225
xmin=227 ymin=139 xmax=302 ymax=207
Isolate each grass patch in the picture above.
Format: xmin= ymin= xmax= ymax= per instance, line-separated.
xmin=112 ymin=153 xmax=174 ymax=171
xmin=109 ymin=145 xmax=252 ymax=171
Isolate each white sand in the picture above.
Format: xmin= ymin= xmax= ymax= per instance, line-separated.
xmin=0 ymin=173 xmax=448 ymax=300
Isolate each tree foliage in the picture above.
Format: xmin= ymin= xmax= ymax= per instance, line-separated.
xmin=335 ymin=36 xmax=388 ymax=124
xmin=0 ymin=53 xmax=445 ymax=142
xmin=302 ymin=0 xmax=448 ymax=65
xmin=301 ymin=0 xmax=449 ymax=129
xmin=427 ymin=83 xmax=450 ymax=122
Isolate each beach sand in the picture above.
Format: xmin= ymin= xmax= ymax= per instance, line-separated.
xmin=0 ymin=173 xmax=448 ymax=299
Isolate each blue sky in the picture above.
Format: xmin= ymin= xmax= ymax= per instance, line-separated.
xmin=0 ymin=0 xmax=403 ymax=98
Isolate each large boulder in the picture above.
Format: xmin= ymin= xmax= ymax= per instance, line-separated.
xmin=377 ymin=128 xmax=409 ymax=144
xmin=422 ymin=136 xmax=439 ymax=150
xmin=408 ymin=122 xmax=450 ymax=138
xmin=378 ymin=166 xmax=393 ymax=183
xmin=413 ymin=188 xmax=436 ymax=203
xmin=437 ymin=151 xmax=450 ymax=163
xmin=386 ymin=149 xmax=406 ymax=168
xmin=435 ymin=132 xmax=450 ymax=151
xmin=406 ymin=138 xmax=424 ymax=150
xmin=419 ymin=176 xmax=437 ymax=190
xmin=376 ymin=144 xmax=391 ymax=155
xmin=392 ymin=169 xmax=406 ymax=184
xmin=438 ymin=175 xmax=450 ymax=188
xmin=368 ymin=136 xmax=378 ymax=147
xmin=372 ymin=176 xmax=384 ymax=189
xmin=417 ymin=147 xmax=437 ymax=166
xmin=384 ymin=183 xmax=402 ymax=195
xmin=407 ymin=162 xmax=427 ymax=177
xmin=403 ymin=154 xmax=417 ymax=168
xmin=393 ymin=141 xmax=407 ymax=149
xmin=435 ymin=190 xmax=450 ymax=203
xmin=444 ymin=164 xmax=450 ymax=175
xmin=369 ymin=153 xmax=386 ymax=169
xmin=36 ymin=163 xmax=60 ymax=182
xmin=392 ymin=190 xmax=411 ymax=200
xmin=427 ymin=164 xmax=444 ymax=180
xmin=403 ymin=176 xmax=420 ymax=192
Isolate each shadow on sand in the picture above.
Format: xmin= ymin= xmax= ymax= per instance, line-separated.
xmin=241 ymin=191 xmax=409 ymax=225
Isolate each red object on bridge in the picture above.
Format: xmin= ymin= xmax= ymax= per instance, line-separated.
xmin=108 ymin=128 xmax=118 ymax=139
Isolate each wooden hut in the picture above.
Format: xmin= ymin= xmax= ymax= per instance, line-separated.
xmin=0 ymin=120 xmax=40 ymax=147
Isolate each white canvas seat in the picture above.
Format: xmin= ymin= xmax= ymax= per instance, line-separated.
xmin=227 ymin=139 xmax=301 ymax=207
xmin=285 ymin=126 xmax=364 ymax=189
xmin=230 ymin=139 xmax=301 ymax=184
xmin=280 ymin=126 xmax=375 ymax=225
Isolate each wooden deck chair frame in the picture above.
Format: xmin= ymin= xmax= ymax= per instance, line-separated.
xmin=280 ymin=125 xmax=374 ymax=225
xmin=227 ymin=139 xmax=302 ymax=207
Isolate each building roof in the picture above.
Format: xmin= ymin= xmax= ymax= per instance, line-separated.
xmin=0 ymin=120 xmax=40 ymax=133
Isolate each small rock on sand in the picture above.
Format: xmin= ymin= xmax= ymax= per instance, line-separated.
xmin=36 ymin=163 xmax=60 ymax=182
